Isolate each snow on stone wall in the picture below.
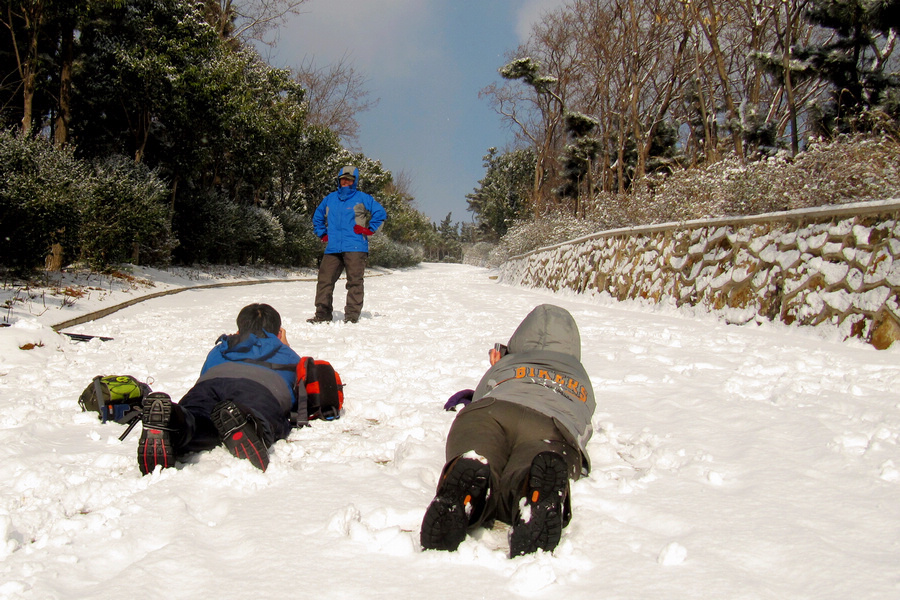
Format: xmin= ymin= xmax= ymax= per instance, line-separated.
xmin=500 ymin=200 xmax=900 ymax=348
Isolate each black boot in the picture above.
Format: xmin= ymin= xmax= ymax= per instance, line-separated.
xmin=420 ymin=455 xmax=491 ymax=551
xmin=508 ymin=451 xmax=569 ymax=557
xmin=137 ymin=393 xmax=184 ymax=475
xmin=211 ymin=400 xmax=270 ymax=471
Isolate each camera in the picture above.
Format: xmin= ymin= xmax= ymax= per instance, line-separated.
xmin=493 ymin=343 xmax=508 ymax=357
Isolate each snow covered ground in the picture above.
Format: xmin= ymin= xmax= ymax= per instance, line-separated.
xmin=1 ymin=262 xmax=899 ymax=599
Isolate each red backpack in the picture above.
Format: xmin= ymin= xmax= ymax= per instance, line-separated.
xmin=293 ymin=357 xmax=344 ymax=425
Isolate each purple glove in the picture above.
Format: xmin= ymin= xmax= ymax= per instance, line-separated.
xmin=444 ymin=389 xmax=474 ymax=411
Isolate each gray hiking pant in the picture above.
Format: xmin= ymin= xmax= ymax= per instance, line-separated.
xmin=313 ymin=252 xmax=368 ymax=321
xmin=444 ymin=397 xmax=582 ymax=527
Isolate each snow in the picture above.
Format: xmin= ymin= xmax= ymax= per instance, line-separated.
xmin=2 ymin=262 xmax=900 ymax=599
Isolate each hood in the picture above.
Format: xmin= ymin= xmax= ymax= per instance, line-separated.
xmin=506 ymin=304 xmax=581 ymax=361
xmin=221 ymin=332 xmax=282 ymax=361
xmin=335 ymin=165 xmax=359 ymax=192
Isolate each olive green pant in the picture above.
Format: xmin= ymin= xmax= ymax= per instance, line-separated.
xmin=313 ymin=252 xmax=367 ymax=321
xmin=444 ymin=397 xmax=581 ymax=526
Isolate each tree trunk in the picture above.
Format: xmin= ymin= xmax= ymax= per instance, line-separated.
xmin=699 ymin=0 xmax=744 ymax=161
xmin=7 ymin=1 xmax=46 ymax=137
xmin=54 ymin=22 xmax=75 ymax=147
xmin=45 ymin=242 xmax=64 ymax=271
xmin=692 ymin=46 xmax=718 ymax=163
xmin=133 ymin=108 xmax=151 ymax=163
xmin=783 ymin=16 xmax=799 ymax=156
xmin=640 ymin=30 xmax=689 ymax=179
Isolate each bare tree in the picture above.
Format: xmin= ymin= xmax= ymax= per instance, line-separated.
xmin=484 ymin=0 xmax=836 ymax=218
xmin=294 ymin=54 xmax=378 ymax=146
xmin=767 ymin=0 xmax=831 ymax=155
xmin=676 ymin=0 xmax=825 ymax=160
xmin=483 ymin=7 xmax=579 ymax=217
xmin=216 ymin=0 xmax=308 ymax=46
xmin=683 ymin=0 xmax=748 ymax=160
xmin=602 ymin=0 xmax=691 ymax=186
xmin=2 ymin=0 xmax=47 ymax=137
xmin=488 ymin=0 xmax=691 ymax=198
xmin=771 ymin=0 xmax=810 ymax=155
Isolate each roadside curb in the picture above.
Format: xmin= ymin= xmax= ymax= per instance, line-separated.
xmin=51 ymin=269 xmax=390 ymax=333
xmin=52 ymin=277 xmax=316 ymax=332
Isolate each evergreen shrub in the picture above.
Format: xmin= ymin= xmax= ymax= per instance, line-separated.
xmin=79 ymin=156 xmax=174 ymax=269
xmin=0 ymin=130 xmax=89 ymax=274
xmin=367 ymin=233 xmax=421 ymax=268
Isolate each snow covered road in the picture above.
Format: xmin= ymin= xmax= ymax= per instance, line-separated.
xmin=1 ymin=263 xmax=898 ymax=599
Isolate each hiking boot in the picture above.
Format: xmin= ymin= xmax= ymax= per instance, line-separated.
xmin=343 ymin=316 xmax=359 ymax=324
xmin=137 ymin=392 xmax=179 ymax=475
xmin=508 ymin=451 xmax=569 ymax=557
xmin=211 ymin=400 xmax=269 ymax=471
xmin=306 ymin=315 xmax=332 ymax=324
xmin=420 ymin=455 xmax=491 ymax=551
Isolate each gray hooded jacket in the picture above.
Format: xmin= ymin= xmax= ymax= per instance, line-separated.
xmin=472 ymin=304 xmax=596 ymax=473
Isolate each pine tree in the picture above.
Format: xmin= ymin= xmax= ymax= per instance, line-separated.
xmin=466 ymin=147 xmax=535 ymax=240
xmin=796 ymin=0 xmax=900 ymax=134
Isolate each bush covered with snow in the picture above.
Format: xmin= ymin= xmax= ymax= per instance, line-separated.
xmin=473 ymin=136 xmax=900 ymax=265
xmin=78 ymin=156 xmax=175 ymax=269
xmin=471 ymin=213 xmax=602 ymax=267
xmin=368 ymin=233 xmax=422 ymax=268
xmin=0 ymin=132 xmax=91 ymax=274
xmin=595 ymin=135 xmax=900 ymax=227
xmin=0 ymin=132 xmax=186 ymax=274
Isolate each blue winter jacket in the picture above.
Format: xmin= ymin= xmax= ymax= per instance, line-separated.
xmin=199 ymin=331 xmax=301 ymax=412
xmin=312 ymin=166 xmax=387 ymax=254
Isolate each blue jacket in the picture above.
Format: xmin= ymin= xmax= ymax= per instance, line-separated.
xmin=312 ymin=166 xmax=387 ymax=254
xmin=199 ymin=331 xmax=301 ymax=411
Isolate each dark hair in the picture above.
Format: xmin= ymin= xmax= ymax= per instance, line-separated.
xmin=235 ymin=303 xmax=281 ymax=338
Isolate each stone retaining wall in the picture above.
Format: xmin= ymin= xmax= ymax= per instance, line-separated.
xmin=500 ymin=200 xmax=900 ymax=348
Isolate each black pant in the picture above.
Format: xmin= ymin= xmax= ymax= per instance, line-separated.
xmin=444 ymin=397 xmax=581 ymax=526
xmin=175 ymin=378 xmax=291 ymax=454
xmin=313 ymin=252 xmax=368 ymax=320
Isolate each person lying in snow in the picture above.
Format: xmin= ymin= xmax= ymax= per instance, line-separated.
xmin=421 ymin=304 xmax=596 ymax=557
xmin=137 ymin=303 xmax=300 ymax=474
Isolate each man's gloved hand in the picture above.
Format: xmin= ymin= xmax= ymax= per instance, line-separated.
xmin=321 ymin=235 xmax=328 ymax=243
xmin=443 ymin=389 xmax=474 ymax=411
xmin=353 ymin=225 xmax=374 ymax=236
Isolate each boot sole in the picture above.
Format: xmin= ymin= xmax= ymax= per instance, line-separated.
xmin=137 ymin=395 xmax=175 ymax=475
xmin=212 ymin=401 xmax=269 ymax=471
xmin=509 ymin=451 xmax=569 ymax=557
xmin=420 ymin=457 xmax=490 ymax=551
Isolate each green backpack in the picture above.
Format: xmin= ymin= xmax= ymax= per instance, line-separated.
xmin=78 ymin=375 xmax=152 ymax=438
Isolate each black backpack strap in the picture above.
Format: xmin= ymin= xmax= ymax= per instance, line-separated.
xmin=117 ymin=409 xmax=143 ymax=441
xmin=93 ymin=376 xmax=109 ymax=422
xmin=290 ymin=357 xmax=313 ymax=428
xmin=78 ymin=375 xmax=102 ymax=412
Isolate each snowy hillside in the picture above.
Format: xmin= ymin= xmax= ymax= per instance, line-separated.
xmin=1 ymin=263 xmax=898 ymax=599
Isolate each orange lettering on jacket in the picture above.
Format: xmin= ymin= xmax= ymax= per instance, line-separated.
xmin=511 ymin=366 xmax=587 ymax=402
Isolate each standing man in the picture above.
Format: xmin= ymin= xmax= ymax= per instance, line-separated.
xmin=308 ymin=165 xmax=387 ymax=324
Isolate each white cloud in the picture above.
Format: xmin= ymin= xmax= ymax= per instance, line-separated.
xmin=274 ymin=0 xmax=438 ymax=79
xmin=514 ymin=0 xmax=569 ymax=42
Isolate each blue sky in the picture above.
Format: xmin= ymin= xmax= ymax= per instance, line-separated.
xmin=265 ymin=0 xmax=567 ymax=225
